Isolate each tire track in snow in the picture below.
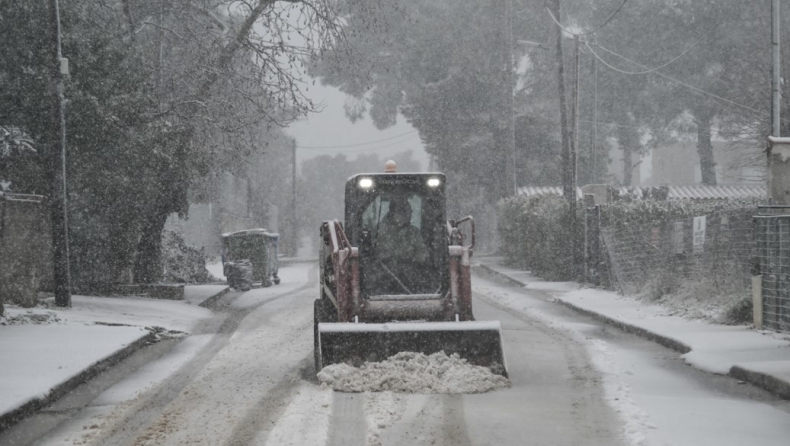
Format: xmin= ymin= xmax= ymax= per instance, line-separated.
xmin=327 ymin=393 xmax=366 ymax=446
xmin=370 ymin=393 xmax=471 ymax=446
xmin=221 ymin=357 xmax=311 ymax=446
xmin=89 ymin=276 xmax=316 ymax=446
xmin=472 ymin=278 xmax=632 ymax=445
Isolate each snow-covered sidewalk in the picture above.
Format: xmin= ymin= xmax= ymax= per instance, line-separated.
xmin=0 ymin=287 xmax=221 ymax=431
xmin=475 ymin=258 xmax=790 ymax=400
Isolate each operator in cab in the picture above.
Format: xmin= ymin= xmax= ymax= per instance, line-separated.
xmin=371 ymin=195 xmax=431 ymax=294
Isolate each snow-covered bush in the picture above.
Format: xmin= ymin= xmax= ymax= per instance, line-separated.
xmin=161 ymin=230 xmax=213 ymax=283
xmin=497 ymin=194 xmax=582 ymax=280
xmin=0 ymin=126 xmax=40 ymax=194
xmin=600 ymin=197 xmax=762 ymax=229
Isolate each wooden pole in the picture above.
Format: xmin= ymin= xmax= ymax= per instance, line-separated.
xmin=50 ymin=0 xmax=72 ymax=307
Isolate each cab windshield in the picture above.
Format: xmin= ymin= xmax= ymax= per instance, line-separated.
xmin=356 ymin=188 xmax=446 ymax=296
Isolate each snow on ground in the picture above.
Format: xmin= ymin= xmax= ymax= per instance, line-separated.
xmin=559 ymin=287 xmax=790 ymax=375
xmin=479 ymin=259 xmax=790 ymax=375
xmin=296 ymin=234 xmax=317 ymax=258
xmin=94 ymin=334 xmax=214 ymax=406
xmin=475 ymin=266 xmax=790 ymax=446
xmin=600 ymin=334 xmax=790 ymax=446
xmin=364 ymin=391 xmax=407 ymax=446
xmin=14 ymin=295 xmax=214 ymax=333
xmin=205 ymin=260 xmax=226 ymax=281
xmin=255 ymin=385 xmax=332 ymax=446
xmin=317 ymin=351 xmax=510 ymax=394
xmin=34 ymin=334 xmax=216 ymax=446
xmin=472 ymin=278 xmax=656 ymax=446
xmin=0 ymin=294 xmax=214 ymax=418
xmin=0 ymin=324 xmax=147 ymax=416
xmin=231 ymin=262 xmax=314 ymax=309
xmin=183 ymin=284 xmax=228 ymax=306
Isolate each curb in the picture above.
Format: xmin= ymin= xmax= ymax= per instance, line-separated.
xmin=475 ymin=263 xmax=790 ymax=401
xmin=0 ymin=331 xmax=156 ymax=434
xmin=475 ymin=263 xmax=693 ymax=354
xmin=474 ymin=264 xmax=529 ymax=288
xmin=552 ymin=299 xmax=692 ymax=354
xmin=729 ymin=365 xmax=790 ymax=400
xmin=198 ymin=286 xmax=231 ymax=309
xmin=279 ymin=257 xmax=317 ymax=266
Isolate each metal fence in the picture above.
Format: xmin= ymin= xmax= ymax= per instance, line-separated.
xmin=754 ymin=208 xmax=790 ymax=332
xmin=595 ymin=207 xmax=755 ymax=317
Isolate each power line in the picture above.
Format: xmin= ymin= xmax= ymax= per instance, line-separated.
xmin=584 ymin=23 xmax=716 ymax=75
xmin=579 ymin=119 xmax=700 ymax=135
xmin=582 ymin=0 xmax=630 ymax=35
xmin=589 ymin=41 xmax=780 ymax=120
xmin=299 ymin=134 xmax=421 ymax=153
xmin=295 ymin=129 xmax=417 ymax=149
xmin=545 ymin=0 xmax=629 ymax=37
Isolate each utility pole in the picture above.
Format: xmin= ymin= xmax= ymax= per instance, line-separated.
xmin=49 ymin=0 xmax=71 ymax=307
xmin=291 ymin=142 xmax=298 ymax=257
xmin=571 ymin=36 xmax=580 ymax=200
xmin=772 ymin=0 xmax=781 ymax=137
xmin=590 ymin=42 xmax=598 ymax=183
xmin=768 ymin=0 xmax=783 ymax=205
xmin=494 ymin=0 xmax=517 ymax=197
xmin=570 ymin=35 xmax=581 ymax=272
xmin=549 ymin=0 xmax=576 ymax=275
xmin=550 ymin=0 xmax=572 ymax=204
xmin=506 ymin=0 xmax=516 ymax=195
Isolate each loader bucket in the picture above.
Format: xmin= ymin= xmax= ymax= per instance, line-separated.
xmin=317 ymin=321 xmax=508 ymax=377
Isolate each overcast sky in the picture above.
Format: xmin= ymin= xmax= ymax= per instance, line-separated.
xmin=285 ymin=83 xmax=430 ymax=173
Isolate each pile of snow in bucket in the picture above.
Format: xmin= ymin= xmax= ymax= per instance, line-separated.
xmin=317 ymin=351 xmax=510 ymax=393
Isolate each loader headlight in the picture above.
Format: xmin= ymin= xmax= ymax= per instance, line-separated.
xmin=427 ymin=178 xmax=441 ymax=187
xmin=358 ymin=178 xmax=374 ymax=188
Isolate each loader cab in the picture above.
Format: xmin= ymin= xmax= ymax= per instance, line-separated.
xmin=344 ymin=173 xmax=449 ymax=297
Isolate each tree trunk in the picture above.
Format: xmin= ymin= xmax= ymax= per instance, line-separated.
xmin=694 ymin=110 xmax=717 ymax=185
xmin=622 ymin=145 xmax=633 ymax=186
xmin=132 ymin=206 xmax=169 ymax=283
xmin=617 ymin=124 xmax=638 ymax=186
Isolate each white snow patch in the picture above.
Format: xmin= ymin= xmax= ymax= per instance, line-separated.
xmin=205 ymin=260 xmax=226 ymax=281
xmin=524 ymin=281 xmax=579 ymax=292
xmin=560 ymin=288 xmax=790 ymax=375
xmin=0 ymin=324 xmax=147 ymax=415
xmin=0 ymin=310 xmax=62 ymax=325
xmin=473 ymin=276 xmax=657 ymax=446
xmin=364 ymin=391 xmax=407 ymax=446
xmin=261 ymin=385 xmax=333 ymax=446
xmin=183 ymin=285 xmax=228 ymax=306
xmin=587 ymin=338 xmax=655 ymax=446
xmin=0 ymin=295 xmax=213 ymax=418
xmin=317 ymin=351 xmax=510 ymax=394
xmin=231 ymin=262 xmax=313 ymax=309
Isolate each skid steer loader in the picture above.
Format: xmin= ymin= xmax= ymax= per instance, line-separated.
xmin=314 ymin=164 xmax=507 ymax=376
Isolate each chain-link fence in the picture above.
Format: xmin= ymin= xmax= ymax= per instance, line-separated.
xmin=596 ymin=207 xmax=755 ymax=321
xmin=754 ymin=208 xmax=790 ymax=332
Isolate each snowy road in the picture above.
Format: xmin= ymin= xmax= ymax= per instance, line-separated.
xmin=5 ymin=264 xmax=790 ymax=446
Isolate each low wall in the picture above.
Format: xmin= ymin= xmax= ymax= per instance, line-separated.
xmin=0 ymin=193 xmax=46 ymax=311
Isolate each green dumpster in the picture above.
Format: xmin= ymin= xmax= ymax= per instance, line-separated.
xmin=221 ymin=229 xmax=280 ymax=289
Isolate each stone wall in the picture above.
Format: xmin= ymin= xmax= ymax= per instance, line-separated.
xmin=0 ymin=193 xmax=46 ymax=312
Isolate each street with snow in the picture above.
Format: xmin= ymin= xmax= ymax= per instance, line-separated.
xmin=2 ymin=261 xmax=789 ymax=446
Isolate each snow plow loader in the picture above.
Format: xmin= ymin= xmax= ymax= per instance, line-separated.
xmin=314 ymin=165 xmax=507 ymax=376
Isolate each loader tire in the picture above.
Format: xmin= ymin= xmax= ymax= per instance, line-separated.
xmin=313 ymin=297 xmax=336 ymax=373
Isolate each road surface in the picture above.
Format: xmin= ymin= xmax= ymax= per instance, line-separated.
xmin=3 ymin=263 xmax=789 ymax=446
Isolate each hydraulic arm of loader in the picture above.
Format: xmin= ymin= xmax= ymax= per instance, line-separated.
xmin=321 ymin=220 xmax=360 ymax=322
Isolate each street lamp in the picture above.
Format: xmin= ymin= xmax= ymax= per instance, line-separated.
xmin=49 ymin=0 xmax=72 ymax=307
